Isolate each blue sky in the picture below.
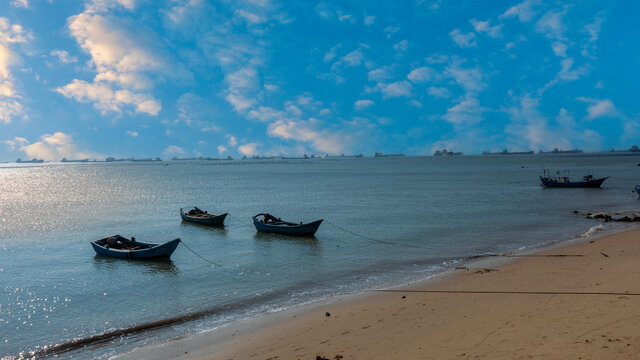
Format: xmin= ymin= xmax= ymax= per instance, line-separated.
xmin=0 ymin=0 xmax=637 ymax=160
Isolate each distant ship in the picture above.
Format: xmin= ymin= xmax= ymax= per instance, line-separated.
xmin=16 ymin=158 xmax=43 ymax=163
xmin=374 ymin=152 xmax=405 ymax=157
xmin=326 ymin=153 xmax=364 ymax=158
xmin=609 ymin=145 xmax=639 ymax=153
xmin=482 ymin=150 xmax=534 ymax=155
xmin=172 ymin=156 xmax=233 ymax=161
xmin=539 ymin=147 xmax=583 ymax=154
xmin=61 ymin=158 xmax=89 ymax=163
xmin=106 ymin=157 xmax=162 ymax=162
xmin=433 ymin=149 xmax=462 ymax=156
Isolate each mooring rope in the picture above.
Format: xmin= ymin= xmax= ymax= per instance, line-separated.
xmin=179 ymin=240 xmax=222 ymax=267
xmin=324 ymin=219 xmax=444 ymax=250
xmin=227 ymin=213 xmax=256 ymax=229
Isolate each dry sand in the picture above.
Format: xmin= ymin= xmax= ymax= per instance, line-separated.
xmin=118 ymin=227 xmax=640 ymax=360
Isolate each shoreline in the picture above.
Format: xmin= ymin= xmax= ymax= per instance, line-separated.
xmin=115 ymin=223 xmax=640 ymax=360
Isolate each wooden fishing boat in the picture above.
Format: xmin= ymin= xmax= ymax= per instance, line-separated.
xmin=91 ymin=235 xmax=180 ymax=259
xmin=180 ymin=207 xmax=228 ymax=226
xmin=539 ymin=170 xmax=608 ymax=188
xmin=252 ymin=213 xmax=323 ymax=236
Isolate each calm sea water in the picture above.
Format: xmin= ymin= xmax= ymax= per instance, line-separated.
xmin=1 ymin=155 xmax=639 ymax=359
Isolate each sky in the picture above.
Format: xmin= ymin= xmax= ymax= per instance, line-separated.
xmin=0 ymin=0 xmax=638 ymax=161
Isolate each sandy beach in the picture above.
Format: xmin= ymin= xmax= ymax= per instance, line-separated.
xmin=118 ymin=227 xmax=640 ymax=360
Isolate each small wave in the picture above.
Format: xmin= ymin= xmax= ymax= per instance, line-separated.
xmin=580 ymin=224 xmax=604 ymax=238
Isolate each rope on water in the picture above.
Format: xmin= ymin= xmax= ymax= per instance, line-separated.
xmin=179 ymin=240 xmax=222 ymax=267
xmin=227 ymin=213 xmax=256 ymax=229
xmin=324 ymin=219 xmax=425 ymax=249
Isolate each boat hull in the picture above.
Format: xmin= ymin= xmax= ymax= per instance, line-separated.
xmin=180 ymin=209 xmax=227 ymax=226
xmin=540 ymin=176 xmax=608 ymax=188
xmin=91 ymin=238 xmax=180 ymax=259
xmin=253 ymin=218 xmax=323 ymax=236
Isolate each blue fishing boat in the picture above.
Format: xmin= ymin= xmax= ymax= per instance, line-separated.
xmin=252 ymin=213 xmax=323 ymax=236
xmin=635 ymin=185 xmax=640 ymax=196
xmin=539 ymin=170 xmax=608 ymax=188
xmin=180 ymin=207 xmax=228 ymax=226
xmin=91 ymin=235 xmax=180 ymax=259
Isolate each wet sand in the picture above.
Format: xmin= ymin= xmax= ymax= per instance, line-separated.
xmin=118 ymin=227 xmax=640 ymax=360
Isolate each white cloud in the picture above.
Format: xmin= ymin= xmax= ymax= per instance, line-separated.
xmin=371 ymin=80 xmax=413 ymax=98
xmin=443 ymin=94 xmax=485 ymax=125
xmin=500 ymin=0 xmax=540 ymax=23
xmin=163 ymin=145 xmax=185 ymax=157
xmin=471 ymin=19 xmax=502 ymax=38
xmin=583 ymin=12 xmax=605 ymax=43
xmin=551 ymin=41 xmax=567 ymax=57
xmin=407 ymin=67 xmax=435 ymax=83
xmin=56 ymin=79 xmax=161 ymax=115
xmin=354 ymin=99 xmax=374 ymax=110
xmin=445 ymin=61 xmax=485 ymax=92
xmin=504 ymin=95 xmax=602 ymax=152
xmin=267 ymin=118 xmax=350 ymax=154
xmin=368 ymin=66 xmax=394 ymax=82
xmin=86 ymin=0 xmax=137 ymax=13
xmin=331 ymin=48 xmax=364 ymax=70
xmin=314 ymin=3 xmax=354 ymax=23
xmin=542 ymin=57 xmax=589 ymax=90
xmin=449 ymin=29 xmax=476 ymax=48
xmin=235 ymin=9 xmax=266 ymax=25
xmin=238 ymin=142 xmax=259 ymax=156
xmin=225 ymin=93 xmax=255 ymax=113
xmin=581 ymin=11 xmax=606 ymax=57
xmin=427 ymin=86 xmax=452 ymax=98
xmin=0 ymin=98 xmax=24 ymax=124
xmin=217 ymin=145 xmax=227 ymax=154
xmin=94 ymin=71 xmax=153 ymax=91
xmin=535 ymin=9 xmax=567 ymax=40
xmin=393 ymin=40 xmax=409 ymax=52
xmin=364 ymin=16 xmax=376 ymax=26
xmin=224 ymin=66 xmax=259 ymax=113
xmin=0 ymin=18 xmax=31 ymax=124
xmin=126 ymin=130 xmax=138 ymax=137
xmin=2 ymin=136 xmax=27 ymax=151
xmin=68 ymin=13 xmax=165 ymax=79
xmin=227 ymin=135 xmax=238 ymax=147
xmin=577 ymin=97 xmax=619 ymax=120
xmin=20 ymin=132 xmax=94 ymax=161
xmin=50 ymin=50 xmax=78 ymax=64
xmin=383 ymin=26 xmax=400 ymax=39
xmin=57 ymin=8 xmax=191 ymax=117
xmin=11 ymin=0 xmax=28 ymax=9
xmin=247 ymin=106 xmax=287 ymax=122
xmin=324 ymin=44 xmax=340 ymax=62
xmin=535 ymin=8 xmax=569 ymax=57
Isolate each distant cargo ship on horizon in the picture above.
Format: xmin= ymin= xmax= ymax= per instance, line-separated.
xmin=433 ymin=149 xmax=462 ymax=156
xmin=16 ymin=158 xmax=44 ymax=163
xmin=482 ymin=150 xmax=535 ymax=155
xmin=539 ymin=147 xmax=583 ymax=154
xmin=374 ymin=152 xmax=405 ymax=157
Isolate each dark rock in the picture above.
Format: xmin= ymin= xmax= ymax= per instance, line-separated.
xmin=325 ymin=312 xmax=331 ymax=317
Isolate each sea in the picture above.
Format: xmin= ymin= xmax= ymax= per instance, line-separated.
xmin=1 ymin=155 xmax=639 ymax=359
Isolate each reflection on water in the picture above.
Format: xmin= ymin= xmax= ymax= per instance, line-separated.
xmin=92 ymin=255 xmax=179 ymax=275
xmin=180 ymin=220 xmax=229 ymax=235
xmin=253 ymin=230 xmax=319 ymax=245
